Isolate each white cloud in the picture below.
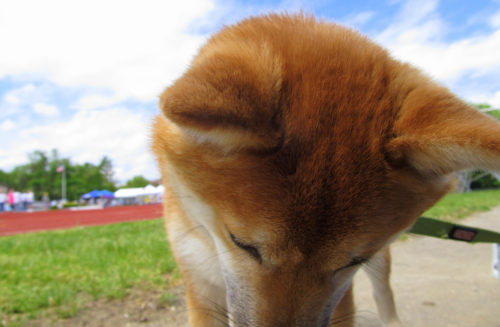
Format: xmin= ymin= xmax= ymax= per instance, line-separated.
xmin=0 ymin=107 xmax=157 ymax=181
xmin=340 ymin=11 xmax=375 ymax=28
xmin=491 ymin=8 xmax=500 ymax=28
xmin=469 ymin=91 xmax=500 ymax=108
xmin=71 ymin=94 xmax=122 ymax=111
xmin=380 ymin=32 xmax=500 ymax=83
xmin=34 ymin=103 xmax=59 ymax=116
xmin=1 ymin=84 xmax=47 ymax=113
xmin=0 ymin=0 xmax=214 ymax=101
xmin=2 ymin=84 xmax=37 ymax=103
xmin=1 ymin=119 xmax=15 ymax=131
xmin=488 ymin=92 xmax=500 ymax=108
xmin=376 ymin=0 xmax=445 ymax=44
xmin=374 ymin=0 xmax=500 ymax=86
xmin=4 ymin=94 xmax=20 ymax=105
xmin=0 ymin=84 xmax=36 ymax=119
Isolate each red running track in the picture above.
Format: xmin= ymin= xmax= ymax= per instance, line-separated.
xmin=0 ymin=204 xmax=164 ymax=236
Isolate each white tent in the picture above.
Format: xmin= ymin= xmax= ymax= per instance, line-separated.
xmin=114 ymin=187 xmax=145 ymax=198
xmin=113 ymin=185 xmax=164 ymax=204
xmin=143 ymin=184 xmax=157 ymax=195
xmin=155 ymin=185 xmax=165 ymax=194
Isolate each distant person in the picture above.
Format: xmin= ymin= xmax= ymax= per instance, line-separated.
xmin=27 ymin=190 xmax=34 ymax=210
xmin=42 ymin=192 xmax=50 ymax=210
xmin=13 ymin=190 xmax=20 ymax=211
xmin=20 ymin=191 xmax=28 ymax=211
xmin=0 ymin=191 xmax=6 ymax=212
xmin=7 ymin=189 xmax=15 ymax=211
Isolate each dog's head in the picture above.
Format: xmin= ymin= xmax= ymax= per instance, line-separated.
xmin=153 ymin=14 xmax=500 ymax=326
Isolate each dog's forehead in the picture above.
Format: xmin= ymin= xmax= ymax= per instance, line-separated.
xmin=240 ymin=143 xmax=387 ymax=254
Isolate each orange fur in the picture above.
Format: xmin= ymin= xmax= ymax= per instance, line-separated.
xmin=152 ymin=14 xmax=500 ymax=327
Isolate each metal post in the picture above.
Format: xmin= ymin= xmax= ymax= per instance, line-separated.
xmin=62 ymin=164 xmax=66 ymax=202
xmin=493 ymin=244 xmax=500 ymax=279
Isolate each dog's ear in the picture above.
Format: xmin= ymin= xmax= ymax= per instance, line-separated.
xmin=385 ymin=84 xmax=500 ymax=175
xmin=159 ymin=42 xmax=282 ymax=153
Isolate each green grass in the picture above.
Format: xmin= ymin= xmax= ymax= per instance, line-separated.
xmin=159 ymin=291 xmax=178 ymax=307
xmin=400 ymin=189 xmax=500 ymax=241
xmin=0 ymin=219 xmax=178 ymax=325
xmin=423 ymin=189 xmax=500 ymax=220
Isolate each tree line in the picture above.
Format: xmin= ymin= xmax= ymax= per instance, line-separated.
xmin=0 ymin=149 xmax=152 ymax=201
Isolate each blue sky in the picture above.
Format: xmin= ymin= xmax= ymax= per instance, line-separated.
xmin=1 ymin=0 xmax=500 ymax=183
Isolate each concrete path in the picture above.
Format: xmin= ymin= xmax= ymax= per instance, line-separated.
xmin=354 ymin=208 xmax=500 ymax=327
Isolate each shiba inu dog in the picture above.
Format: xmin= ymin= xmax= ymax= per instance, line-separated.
xmin=152 ymin=14 xmax=500 ymax=327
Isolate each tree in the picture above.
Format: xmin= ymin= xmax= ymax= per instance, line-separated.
xmin=0 ymin=169 xmax=10 ymax=188
xmin=0 ymin=149 xmax=119 ymax=200
xmin=9 ymin=165 xmax=30 ymax=191
xmin=27 ymin=150 xmax=50 ymax=197
xmin=98 ymin=156 xmax=116 ymax=191
xmin=124 ymin=175 xmax=151 ymax=188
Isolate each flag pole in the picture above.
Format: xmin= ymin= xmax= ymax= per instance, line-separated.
xmin=62 ymin=164 xmax=66 ymax=202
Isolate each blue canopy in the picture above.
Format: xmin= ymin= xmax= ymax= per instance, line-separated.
xmin=99 ymin=190 xmax=115 ymax=198
xmin=81 ymin=190 xmax=98 ymax=199
xmin=81 ymin=190 xmax=115 ymax=199
xmin=89 ymin=190 xmax=101 ymax=198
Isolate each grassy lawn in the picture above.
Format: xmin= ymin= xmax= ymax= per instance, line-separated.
xmin=2 ymin=189 xmax=500 ymax=326
xmin=0 ymin=219 xmax=178 ymax=326
xmin=423 ymin=189 xmax=500 ymax=220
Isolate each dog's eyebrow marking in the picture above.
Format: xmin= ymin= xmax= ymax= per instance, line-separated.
xmin=229 ymin=233 xmax=263 ymax=263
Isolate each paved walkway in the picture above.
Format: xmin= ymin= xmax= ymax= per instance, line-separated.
xmin=354 ymin=208 xmax=500 ymax=327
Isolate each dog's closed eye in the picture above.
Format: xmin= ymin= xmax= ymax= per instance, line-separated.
xmin=230 ymin=233 xmax=262 ymax=263
xmin=334 ymin=256 xmax=368 ymax=274
xmin=344 ymin=256 xmax=368 ymax=269
xmin=345 ymin=256 xmax=368 ymax=268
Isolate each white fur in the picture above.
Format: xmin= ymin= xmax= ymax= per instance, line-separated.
xmin=408 ymin=144 xmax=500 ymax=176
xmin=165 ymin=163 xmax=227 ymax=303
xmin=364 ymin=250 xmax=403 ymax=327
